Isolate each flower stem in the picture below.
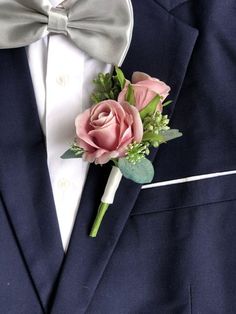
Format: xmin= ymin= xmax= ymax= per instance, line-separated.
xmin=89 ymin=202 xmax=110 ymax=237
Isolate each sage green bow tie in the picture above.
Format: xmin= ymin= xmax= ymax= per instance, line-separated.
xmin=0 ymin=0 xmax=133 ymax=65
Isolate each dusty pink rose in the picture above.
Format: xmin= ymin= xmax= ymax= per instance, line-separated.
xmin=118 ymin=71 xmax=170 ymax=112
xmin=75 ymin=100 xmax=143 ymax=164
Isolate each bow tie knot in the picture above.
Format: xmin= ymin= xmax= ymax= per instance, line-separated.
xmin=48 ymin=7 xmax=68 ymax=35
xmin=0 ymin=0 xmax=133 ymax=65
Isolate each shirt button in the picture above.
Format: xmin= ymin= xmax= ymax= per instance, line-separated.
xmin=58 ymin=178 xmax=71 ymax=189
xmin=56 ymin=75 xmax=69 ymax=87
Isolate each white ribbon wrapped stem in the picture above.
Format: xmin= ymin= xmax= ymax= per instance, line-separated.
xmin=101 ymin=166 xmax=123 ymax=204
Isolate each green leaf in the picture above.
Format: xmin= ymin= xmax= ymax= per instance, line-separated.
xmin=159 ymin=129 xmax=183 ymax=142
xmin=61 ymin=149 xmax=83 ymax=159
xmin=162 ymin=100 xmax=173 ymax=107
xmin=118 ymin=157 xmax=154 ymax=184
xmin=142 ymin=129 xmax=183 ymax=147
xmin=91 ymin=72 xmax=114 ymax=103
xmin=139 ymin=95 xmax=161 ymax=120
xmin=125 ymin=84 xmax=135 ymax=105
xmin=115 ymin=66 xmax=126 ymax=89
xmin=142 ymin=132 xmax=162 ymax=142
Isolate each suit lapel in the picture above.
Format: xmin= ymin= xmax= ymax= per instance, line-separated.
xmin=0 ymin=48 xmax=64 ymax=312
xmin=51 ymin=1 xmax=199 ymax=313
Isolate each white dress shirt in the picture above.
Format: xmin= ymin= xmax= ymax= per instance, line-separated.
xmin=26 ymin=0 xmax=112 ymax=251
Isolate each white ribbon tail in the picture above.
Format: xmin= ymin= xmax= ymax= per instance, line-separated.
xmin=101 ymin=166 xmax=123 ymax=204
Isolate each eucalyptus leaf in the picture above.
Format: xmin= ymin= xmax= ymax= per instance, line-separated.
xmin=126 ymin=84 xmax=135 ymax=105
xmin=61 ymin=149 xmax=83 ymax=159
xmin=139 ymin=95 xmax=161 ymax=120
xmin=115 ymin=66 xmax=126 ymax=89
xmin=159 ymin=129 xmax=183 ymax=142
xmin=118 ymin=157 xmax=154 ymax=184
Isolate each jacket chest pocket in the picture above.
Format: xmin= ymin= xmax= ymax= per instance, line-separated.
xmin=131 ymin=173 xmax=236 ymax=216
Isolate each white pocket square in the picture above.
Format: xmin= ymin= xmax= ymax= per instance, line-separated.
xmin=142 ymin=170 xmax=236 ymax=189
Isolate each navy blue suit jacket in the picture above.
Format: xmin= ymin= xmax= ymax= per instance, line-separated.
xmin=0 ymin=0 xmax=236 ymax=313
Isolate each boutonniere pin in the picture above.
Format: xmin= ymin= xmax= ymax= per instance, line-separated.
xmin=62 ymin=67 xmax=182 ymax=237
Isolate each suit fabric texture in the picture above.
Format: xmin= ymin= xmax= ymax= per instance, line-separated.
xmin=0 ymin=0 xmax=236 ymax=313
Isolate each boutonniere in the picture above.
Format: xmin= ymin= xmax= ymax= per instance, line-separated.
xmin=62 ymin=67 xmax=182 ymax=237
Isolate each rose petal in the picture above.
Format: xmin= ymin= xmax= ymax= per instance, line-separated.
xmin=75 ymin=109 xmax=100 ymax=149
xmin=132 ymin=71 xmax=151 ymax=84
xmin=91 ymin=115 xmax=117 ymax=129
xmin=136 ymin=79 xmax=170 ymax=99
xmin=91 ymin=102 xmax=114 ymax=125
xmin=77 ymin=138 xmax=96 ymax=152
xmin=122 ymin=102 xmax=143 ymax=142
xmin=89 ymin=123 xmax=119 ymax=150
xmin=119 ymin=125 xmax=133 ymax=146
xmin=95 ymin=151 xmax=120 ymax=165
